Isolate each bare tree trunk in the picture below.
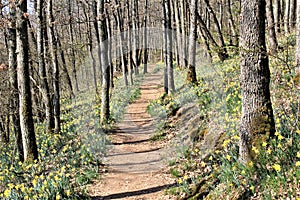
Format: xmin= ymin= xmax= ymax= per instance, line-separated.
xmin=36 ymin=0 xmax=54 ymax=133
xmin=180 ymin=0 xmax=188 ymax=67
xmin=92 ymin=0 xmax=103 ymax=84
xmin=47 ymin=0 xmax=60 ymax=134
xmin=16 ymin=0 xmax=38 ymax=161
xmin=266 ymin=0 xmax=278 ymax=53
xmin=187 ymin=0 xmax=198 ymax=85
xmin=174 ymin=0 xmax=182 ymax=68
xmin=289 ymin=0 xmax=296 ymax=28
xmin=162 ymin=0 xmax=168 ymax=94
xmin=114 ymin=0 xmax=128 ymax=85
xmin=8 ymin=1 xmax=23 ymax=161
xmin=164 ymin=0 xmax=175 ymax=94
xmin=274 ymin=0 xmax=281 ymax=33
xmin=98 ymin=0 xmax=110 ymax=124
xmin=239 ymin=0 xmax=275 ymax=162
xmin=127 ymin=1 xmax=134 ymax=86
xmin=285 ymin=0 xmax=290 ymax=34
xmin=57 ymin=36 xmax=74 ymax=97
xmin=132 ymin=0 xmax=139 ymax=75
xmin=143 ymin=0 xmax=148 ymax=74
xmin=226 ymin=0 xmax=238 ymax=46
xmin=68 ymin=1 xmax=79 ymax=93
xmin=106 ymin=14 xmax=114 ymax=88
xmin=82 ymin=2 xmax=98 ymax=93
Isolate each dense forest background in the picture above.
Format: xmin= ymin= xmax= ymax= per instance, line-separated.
xmin=0 ymin=0 xmax=300 ymax=199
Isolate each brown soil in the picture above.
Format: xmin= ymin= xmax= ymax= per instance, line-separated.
xmin=89 ymin=65 xmax=176 ymax=200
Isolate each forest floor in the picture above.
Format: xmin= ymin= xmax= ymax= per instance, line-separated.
xmin=88 ymin=65 xmax=176 ymax=200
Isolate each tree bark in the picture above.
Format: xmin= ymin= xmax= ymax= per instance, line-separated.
xmin=165 ymin=0 xmax=175 ymax=94
xmin=285 ymin=0 xmax=290 ymax=34
xmin=273 ymin=0 xmax=281 ymax=33
xmin=92 ymin=0 xmax=103 ymax=84
xmin=36 ymin=0 xmax=54 ymax=133
xmin=239 ymin=0 xmax=275 ymax=163
xmin=98 ymin=0 xmax=110 ymax=124
xmin=68 ymin=1 xmax=79 ymax=93
xmin=126 ymin=0 xmax=134 ymax=86
xmin=132 ymin=0 xmax=139 ymax=75
xmin=143 ymin=0 xmax=148 ymax=74
xmin=114 ymin=0 xmax=128 ymax=85
xmin=57 ymin=36 xmax=74 ymax=97
xmin=180 ymin=0 xmax=188 ymax=67
xmin=8 ymin=1 xmax=23 ymax=161
xmin=47 ymin=0 xmax=60 ymax=134
xmin=186 ymin=0 xmax=198 ymax=85
xmin=226 ymin=0 xmax=238 ymax=46
xmin=16 ymin=0 xmax=38 ymax=161
xmin=266 ymin=0 xmax=278 ymax=54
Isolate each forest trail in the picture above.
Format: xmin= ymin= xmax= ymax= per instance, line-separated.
xmin=89 ymin=65 xmax=175 ymax=200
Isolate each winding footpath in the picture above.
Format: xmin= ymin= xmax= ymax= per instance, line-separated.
xmin=89 ymin=65 xmax=175 ymax=200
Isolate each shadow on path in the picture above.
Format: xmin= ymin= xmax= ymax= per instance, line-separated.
xmin=91 ymin=183 xmax=177 ymax=200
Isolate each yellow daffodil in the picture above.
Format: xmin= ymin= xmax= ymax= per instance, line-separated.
xmin=296 ymin=161 xmax=300 ymax=167
xmin=251 ymin=146 xmax=259 ymax=154
xmin=273 ymin=164 xmax=281 ymax=172
xmin=226 ymin=155 xmax=231 ymax=161
xmin=262 ymin=142 xmax=267 ymax=147
xmin=178 ymin=178 xmax=183 ymax=184
xmin=4 ymin=189 xmax=10 ymax=198
xmin=65 ymin=190 xmax=71 ymax=196
xmin=277 ymin=134 xmax=284 ymax=140
xmin=248 ymin=161 xmax=254 ymax=168
xmin=200 ymin=161 xmax=206 ymax=167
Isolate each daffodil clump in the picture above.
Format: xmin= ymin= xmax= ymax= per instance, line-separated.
xmin=0 ymin=92 xmax=105 ymax=199
xmin=161 ymin=49 xmax=300 ymax=199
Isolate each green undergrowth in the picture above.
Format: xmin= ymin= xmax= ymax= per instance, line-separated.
xmin=149 ymin=40 xmax=300 ymax=199
xmin=109 ymin=73 xmax=143 ymax=123
xmin=0 ymin=69 xmax=145 ymax=199
xmin=0 ymin=91 xmax=103 ymax=199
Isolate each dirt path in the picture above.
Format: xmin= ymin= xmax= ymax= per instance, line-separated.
xmin=89 ymin=66 xmax=175 ymax=200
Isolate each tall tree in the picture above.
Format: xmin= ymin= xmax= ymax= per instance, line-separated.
xmin=163 ymin=0 xmax=175 ymax=94
xmin=114 ymin=0 xmax=128 ymax=85
xmin=284 ymin=0 xmax=290 ymax=34
xmin=98 ymin=0 xmax=110 ymax=124
xmin=36 ymin=0 xmax=54 ymax=133
xmin=143 ymin=0 xmax=148 ymax=74
xmin=239 ymin=0 xmax=275 ymax=162
xmin=180 ymin=0 xmax=187 ymax=67
xmin=47 ymin=0 xmax=60 ymax=134
xmin=8 ymin=1 xmax=23 ymax=161
xmin=132 ymin=0 xmax=139 ymax=75
xmin=266 ymin=0 xmax=278 ymax=53
xmin=186 ymin=0 xmax=198 ymax=85
xmin=16 ymin=0 xmax=38 ymax=161
xmin=126 ymin=0 xmax=134 ymax=85
xmin=68 ymin=0 xmax=79 ymax=92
